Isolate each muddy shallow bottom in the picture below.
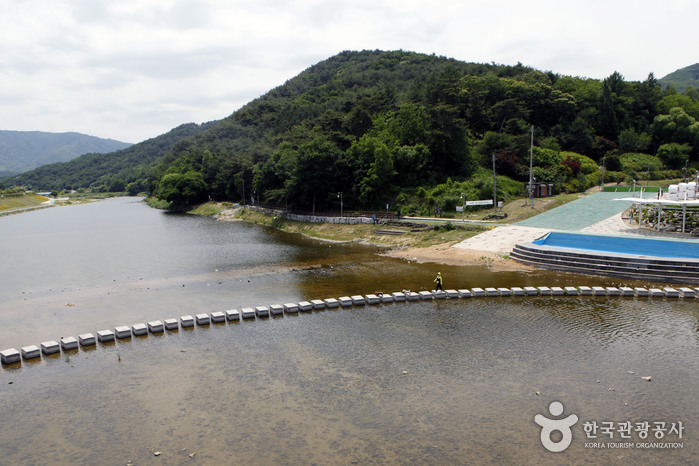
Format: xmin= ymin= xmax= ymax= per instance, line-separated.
xmin=1 ymin=199 xmax=696 ymax=464
xmin=1 ymin=297 xmax=696 ymax=464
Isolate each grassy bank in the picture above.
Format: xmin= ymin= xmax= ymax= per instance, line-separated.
xmin=176 ymin=191 xmax=592 ymax=249
xmin=0 ymin=192 xmax=50 ymax=213
xmin=233 ymin=208 xmax=488 ymax=247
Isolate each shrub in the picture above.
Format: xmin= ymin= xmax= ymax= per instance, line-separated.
xmin=619 ymin=153 xmax=663 ymax=173
xmin=560 ymin=151 xmax=598 ymax=174
xmin=657 ymin=143 xmax=691 ymax=169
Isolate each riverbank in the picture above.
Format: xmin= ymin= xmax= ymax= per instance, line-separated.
xmin=0 ymin=193 xmax=129 ymax=216
xmin=0 ymin=192 xmax=53 ymax=215
xmin=206 ymin=202 xmax=537 ymax=271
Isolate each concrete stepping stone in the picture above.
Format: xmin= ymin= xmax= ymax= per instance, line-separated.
xmin=164 ymin=318 xmax=179 ymax=330
xmin=1 ymin=348 xmax=20 ymax=364
xmin=60 ymin=337 xmax=78 ymax=350
xmin=79 ymin=333 xmax=96 ymax=346
xmin=338 ymin=297 xmax=353 ymax=307
xmin=284 ymin=302 xmax=300 ymax=312
xmin=115 ymin=326 xmax=132 ymax=339
xmin=97 ymin=330 xmax=114 ymax=342
xmin=226 ymin=309 xmax=241 ymax=320
xmin=41 ymin=341 xmax=60 ymax=355
xmin=180 ymin=316 xmax=195 ymax=328
xmin=324 ymin=298 xmax=340 ymax=308
xmin=22 ymin=345 xmax=41 ymax=359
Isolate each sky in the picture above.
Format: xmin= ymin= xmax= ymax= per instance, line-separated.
xmin=1 ymin=0 xmax=696 ymax=144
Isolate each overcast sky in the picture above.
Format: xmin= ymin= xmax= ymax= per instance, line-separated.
xmin=1 ymin=0 xmax=696 ymax=144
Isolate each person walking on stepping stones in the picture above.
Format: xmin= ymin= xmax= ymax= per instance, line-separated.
xmin=434 ymin=272 xmax=443 ymax=291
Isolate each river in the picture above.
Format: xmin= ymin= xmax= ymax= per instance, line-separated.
xmin=0 ymin=197 xmax=696 ymax=464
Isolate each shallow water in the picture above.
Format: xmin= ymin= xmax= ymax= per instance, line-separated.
xmin=0 ymin=199 xmax=696 ymax=464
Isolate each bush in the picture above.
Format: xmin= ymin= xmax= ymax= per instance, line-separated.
xmin=532 ymin=147 xmax=564 ymax=168
xmin=657 ymin=143 xmax=691 ymax=169
xmin=605 ymin=154 xmax=622 ymax=172
xmin=619 ymin=153 xmax=663 ymax=173
xmin=561 ymin=151 xmax=598 ymax=174
xmin=434 ymin=222 xmax=455 ymax=232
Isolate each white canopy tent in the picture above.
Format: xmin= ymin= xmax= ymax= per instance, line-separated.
xmin=616 ymin=196 xmax=699 ymax=233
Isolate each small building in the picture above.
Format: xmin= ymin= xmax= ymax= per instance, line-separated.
xmin=527 ymin=183 xmax=554 ymax=198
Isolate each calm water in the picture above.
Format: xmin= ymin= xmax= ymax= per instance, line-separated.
xmin=0 ymin=198 xmax=696 ymax=464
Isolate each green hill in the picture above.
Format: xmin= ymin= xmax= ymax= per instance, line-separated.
xmin=0 ymin=130 xmax=132 ymax=177
xmin=1 ymin=123 xmax=213 ymax=193
xmin=3 ymin=50 xmax=698 ymax=212
xmin=659 ymin=63 xmax=699 ymax=93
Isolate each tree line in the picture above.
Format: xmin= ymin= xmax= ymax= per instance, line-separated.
xmin=2 ymin=50 xmax=698 ymax=214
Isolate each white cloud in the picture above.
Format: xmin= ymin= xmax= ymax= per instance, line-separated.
xmin=0 ymin=0 xmax=695 ymax=143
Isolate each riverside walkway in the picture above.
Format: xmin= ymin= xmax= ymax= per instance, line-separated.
xmin=515 ymin=191 xmax=633 ymax=230
xmin=453 ymin=191 xmax=693 ymax=255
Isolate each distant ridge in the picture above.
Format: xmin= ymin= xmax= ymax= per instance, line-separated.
xmin=3 ymin=50 xmax=697 ymax=200
xmin=658 ymin=63 xmax=699 ymax=92
xmin=0 ymin=130 xmax=132 ymax=176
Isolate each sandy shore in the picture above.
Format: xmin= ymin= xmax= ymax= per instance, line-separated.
xmin=385 ymin=242 xmax=534 ymax=272
xmin=384 ymin=223 xmax=554 ymax=271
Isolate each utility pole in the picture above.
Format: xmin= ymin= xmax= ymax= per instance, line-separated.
xmin=601 ymin=156 xmax=606 ymax=191
xmin=529 ymin=125 xmax=534 ymax=207
xmin=492 ymin=153 xmax=497 ymax=213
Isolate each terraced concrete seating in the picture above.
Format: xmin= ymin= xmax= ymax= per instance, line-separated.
xmin=511 ymin=243 xmax=699 ymax=284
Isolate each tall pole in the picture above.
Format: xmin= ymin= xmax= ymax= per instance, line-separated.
xmin=242 ymin=178 xmax=245 ymax=209
xmin=492 ymin=153 xmax=497 ymax=213
xmin=338 ymin=192 xmax=343 ymax=218
xmin=601 ymin=156 xmax=606 ymax=191
xmin=529 ymin=125 xmax=534 ymax=207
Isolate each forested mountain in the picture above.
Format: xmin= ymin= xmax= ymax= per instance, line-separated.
xmin=1 ymin=123 xmax=213 ymax=192
xmin=0 ymin=130 xmax=131 ymax=177
xmin=659 ymin=63 xmax=699 ymax=93
xmin=3 ymin=50 xmax=698 ymax=215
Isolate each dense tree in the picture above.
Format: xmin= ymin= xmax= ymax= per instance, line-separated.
xmin=4 ymin=50 xmax=697 ymax=209
xmin=652 ymin=107 xmax=699 ymax=159
xmin=657 ymin=143 xmax=691 ymax=169
xmin=285 ymin=136 xmax=344 ymax=210
xmin=155 ymin=171 xmax=208 ymax=206
xmin=618 ymin=128 xmax=651 ymax=153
